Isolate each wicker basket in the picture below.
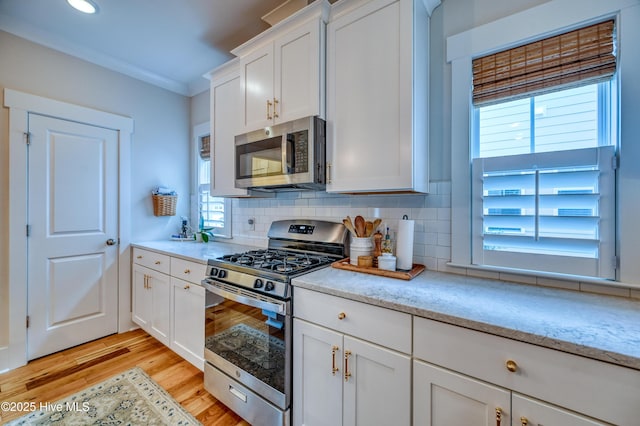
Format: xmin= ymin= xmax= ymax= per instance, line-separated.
xmin=152 ymin=194 xmax=177 ymax=216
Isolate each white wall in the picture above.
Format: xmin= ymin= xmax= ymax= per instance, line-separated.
xmin=0 ymin=30 xmax=191 ymax=348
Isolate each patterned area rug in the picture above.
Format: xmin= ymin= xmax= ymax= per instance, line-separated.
xmin=6 ymin=367 xmax=201 ymax=425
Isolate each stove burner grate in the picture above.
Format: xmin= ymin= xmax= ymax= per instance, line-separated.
xmin=218 ymin=249 xmax=333 ymax=276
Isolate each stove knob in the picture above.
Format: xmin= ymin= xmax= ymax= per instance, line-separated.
xmin=217 ymin=269 xmax=227 ymax=279
xmin=254 ymin=278 xmax=264 ymax=289
xmin=265 ymin=281 xmax=275 ymax=292
xmin=209 ymin=268 xmax=218 ymax=277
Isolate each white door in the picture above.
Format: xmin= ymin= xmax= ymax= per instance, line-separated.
xmin=343 ymin=336 xmax=411 ymax=426
xmin=293 ymin=319 xmax=343 ymax=426
xmin=413 ymin=359 xmax=511 ymax=426
xmin=240 ymin=43 xmax=274 ymax=132
xmin=27 ymin=113 xmax=119 ymax=360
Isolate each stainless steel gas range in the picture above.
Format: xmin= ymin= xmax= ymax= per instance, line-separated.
xmin=201 ymin=219 xmax=349 ymax=426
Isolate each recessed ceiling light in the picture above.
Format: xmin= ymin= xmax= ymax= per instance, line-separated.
xmin=67 ymin=0 xmax=98 ymax=14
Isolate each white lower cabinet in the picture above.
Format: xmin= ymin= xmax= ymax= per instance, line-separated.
xmin=293 ymin=287 xmax=411 ymax=426
xmin=132 ymin=264 xmax=171 ymax=346
xmin=413 ymin=360 xmax=511 ymax=426
xmin=171 ymin=277 xmax=205 ymax=370
xmin=132 ymin=248 xmax=206 ymax=371
xmin=413 ymin=360 xmax=604 ymax=426
xmin=413 ymin=316 xmax=635 ymax=426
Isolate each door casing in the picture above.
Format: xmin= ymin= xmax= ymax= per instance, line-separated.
xmin=4 ymin=88 xmax=134 ymax=372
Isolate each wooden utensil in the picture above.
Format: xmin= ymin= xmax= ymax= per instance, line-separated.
xmin=343 ymin=218 xmax=357 ymax=236
xmin=372 ymin=218 xmax=382 ymax=232
xmin=354 ymin=215 xmax=365 ymax=237
xmin=364 ymin=221 xmax=374 ymax=237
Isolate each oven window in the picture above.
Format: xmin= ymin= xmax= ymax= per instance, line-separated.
xmin=205 ymin=298 xmax=287 ymax=393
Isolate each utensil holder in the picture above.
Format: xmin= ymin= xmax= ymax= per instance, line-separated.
xmin=350 ymin=236 xmax=373 ymax=266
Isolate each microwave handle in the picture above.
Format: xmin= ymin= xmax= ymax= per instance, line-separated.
xmin=286 ymin=135 xmax=295 ymax=174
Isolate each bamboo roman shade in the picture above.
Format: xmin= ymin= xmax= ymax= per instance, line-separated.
xmin=472 ymin=20 xmax=616 ymax=106
xmin=199 ymin=134 xmax=211 ymax=160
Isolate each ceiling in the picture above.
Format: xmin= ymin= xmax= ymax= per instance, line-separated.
xmin=0 ymin=0 xmax=294 ymax=96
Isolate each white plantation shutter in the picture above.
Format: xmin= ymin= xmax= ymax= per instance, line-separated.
xmin=472 ymin=146 xmax=615 ymax=278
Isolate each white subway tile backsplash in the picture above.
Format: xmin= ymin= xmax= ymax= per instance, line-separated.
xmin=228 ymin=181 xmax=638 ymax=300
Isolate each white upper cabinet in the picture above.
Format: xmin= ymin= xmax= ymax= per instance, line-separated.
xmin=208 ymin=59 xmax=250 ymax=197
xmin=232 ymin=0 xmax=329 ymax=134
xmin=326 ymin=0 xmax=440 ymax=193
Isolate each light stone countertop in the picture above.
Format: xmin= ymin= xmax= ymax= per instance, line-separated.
xmin=131 ymin=240 xmax=262 ymax=264
xmin=292 ymin=267 xmax=640 ymax=371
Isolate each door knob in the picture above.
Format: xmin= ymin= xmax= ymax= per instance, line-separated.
xmin=106 ymin=238 xmax=116 ymax=246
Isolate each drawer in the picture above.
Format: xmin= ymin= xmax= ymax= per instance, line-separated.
xmin=413 ymin=316 xmax=639 ymax=426
xmin=294 ymin=287 xmax=411 ymax=354
xmin=132 ymin=248 xmax=170 ymax=274
xmin=171 ymin=257 xmax=206 ymax=284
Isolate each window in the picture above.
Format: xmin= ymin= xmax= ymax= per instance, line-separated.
xmin=469 ymin=20 xmax=617 ymax=279
xmin=194 ymin=124 xmax=231 ymax=238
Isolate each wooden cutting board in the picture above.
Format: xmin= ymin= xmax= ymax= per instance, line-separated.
xmin=332 ymin=258 xmax=425 ymax=280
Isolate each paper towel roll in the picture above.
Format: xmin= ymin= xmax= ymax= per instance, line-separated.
xmin=396 ymin=218 xmax=414 ymax=271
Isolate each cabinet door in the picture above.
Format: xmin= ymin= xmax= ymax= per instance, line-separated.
xmin=132 ymin=264 xmax=152 ymax=330
xmin=327 ymin=0 xmax=415 ymax=192
xmin=413 ymin=360 xmax=511 ymax=426
xmin=239 ymin=43 xmax=274 ymax=133
xmin=293 ymin=319 xmax=343 ymax=426
xmin=148 ymin=269 xmax=171 ymax=346
xmin=343 ymin=336 xmax=411 ymax=426
xmin=210 ymin=63 xmax=250 ymax=197
xmin=171 ymin=278 xmax=205 ymax=370
xmin=275 ymin=18 xmax=323 ymax=124
xmin=513 ymin=394 xmax=610 ymax=426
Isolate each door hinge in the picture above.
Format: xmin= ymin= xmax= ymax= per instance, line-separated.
xmin=24 ymin=132 xmax=31 ymax=145
xmin=612 ymin=156 xmax=619 ymax=170
xmin=613 ymin=256 xmax=620 ymax=270
xmin=26 ymin=316 xmax=30 ymax=328
xmin=26 ymin=225 xmax=31 ymax=237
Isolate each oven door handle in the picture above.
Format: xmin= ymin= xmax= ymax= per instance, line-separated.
xmin=202 ymin=280 xmax=286 ymax=315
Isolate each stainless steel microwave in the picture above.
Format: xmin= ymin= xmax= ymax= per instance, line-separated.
xmin=235 ymin=116 xmax=326 ymax=191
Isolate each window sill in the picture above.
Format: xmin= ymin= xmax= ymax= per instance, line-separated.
xmin=446 ymin=262 xmax=640 ymax=293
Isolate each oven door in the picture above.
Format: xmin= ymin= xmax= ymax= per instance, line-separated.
xmin=202 ymin=279 xmax=291 ymax=410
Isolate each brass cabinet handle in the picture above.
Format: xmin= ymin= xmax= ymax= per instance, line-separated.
xmin=496 ymin=407 xmax=502 ymax=426
xmin=184 ymin=284 xmax=190 ymax=290
xmin=154 ymin=260 xmax=161 ymax=265
xmin=326 ymin=162 xmax=332 ymax=184
xmin=136 ymin=255 xmax=143 ymax=259
xmin=506 ymin=359 xmax=518 ymax=373
xmin=273 ymin=98 xmax=279 ymax=118
xmin=143 ymin=274 xmax=147 ymax=289
xmin=520 ymin=417 xmax=528 ymax=426
xmin=331 ymin=345 xmax=339 ymax=375
xmin=344 ymin=350 xmax=352 ymax=381
xmin=184 ymin=269 xmax=191 ymax=274
xmin=266 ymin=99 xmax=273 ymax=120
xmin=338 ymin=312 xmax=346 ymax=320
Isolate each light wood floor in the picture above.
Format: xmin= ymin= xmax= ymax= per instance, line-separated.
xmin=0 ymin=329 xmax=250 ymax=425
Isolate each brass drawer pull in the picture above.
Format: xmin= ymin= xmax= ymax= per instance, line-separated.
xmin=184 ymin=284 xmax=190 ymax=290
xmin=344 ymin=350 xmax=352 ymax=381
xmin=154 ymin=260 xmax=161 ymax=265
xmin=136 ymin=255 xmax=143 ymax=259
xmin=331 ymin=345 xmax=339 ymax=375
xmin=520 ymin=417 xmax=528 ymax=426
xmin=506 ymin=359 xmax=518 ymax=373
xmin=496 ymin=407 xmax=502 ymax=426
xmin=184 ymin=269 xmax=191 ymax=274
xmin=338 ymin=312 xmax=346 ymax=320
